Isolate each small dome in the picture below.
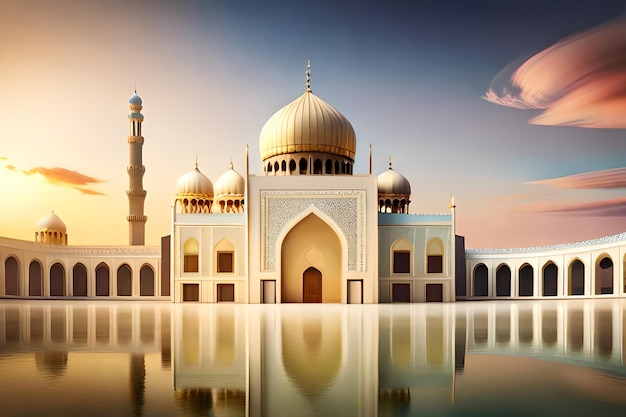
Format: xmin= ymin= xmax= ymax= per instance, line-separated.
xmin=214 ymin=162 xmax=244 ymax=197
xmin=259 ymin=90 xmax=356 ymax=162
xmin=378 ymin=165 xmax=411 ymax=196
xmin=36 ymin=212 xmax=67 ymax=233
xmin=176 ymin=165 xmax=213 ymax=197
xmin=129 ymin=92 xmax=142 ymax=106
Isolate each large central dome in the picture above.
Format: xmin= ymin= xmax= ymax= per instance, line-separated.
xmin=259 ymin=70 xmax=356 ymax=176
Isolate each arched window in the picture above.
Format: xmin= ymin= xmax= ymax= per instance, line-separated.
xmin=473 ymin=264 xmax=488 ymax=296
xmin=281 ymin=160 xmax=287 ymax=172
xmin=183 ymin=238 xmax=199 ymax=273
xmin=325 ymin=159 xmax=332 ymax=174
xmin=595 ymin=255 xmax=613 ymax=295
xmin=542 ymin=262 xmax=558 ymax=296
xmin=426 ymin=238 xmax=444 ymax=274
xmin=313 ymin=159 xmax=322 ymax=174
xmin=29 ymin=260 xmax=43 ymax=296
xmin=50 ymin=263 xmax=65 ymax=296
xmin=4 ymin=256 xmax=19 ymax=296
xmin=289 ymin=159 xmax=296 ymax=172
xmin=299 ymin=158 xmax=307 ymax=175
xmin=215 ymin=238 xmax=235 ymax=274
xmin=95 ymin=263 xmax=110 ymax=296
xmin=391 ymin=238 xmax=412 ymax=274
xmin=140 ymin=264 xmax=155 ymax=296
xmin=274 ymin=161 xmax=279 ymax=173
xmin=117 ymin=264 xmax=132 ymax=296
xmin=568 ymin=259 xmax=585 ymax=295
xmin=334 ymin=161 xmax=339 ymax=175
xmin=267 ymin=162 xmax=272 ymax=173
xmin=72 ymin=263 xmax=88 ymax=297
xmin=519 ymin=264 xmax=534 ymax=296
xmin=496 ymin=264 xmax=511 ymax=296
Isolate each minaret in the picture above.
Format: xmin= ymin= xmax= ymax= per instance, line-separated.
xmin=127 ymin=91 xmax=147 ymax=245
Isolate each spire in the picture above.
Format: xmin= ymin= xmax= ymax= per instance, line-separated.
xmin=306 ymin=59 xmax=311 ymax=92
xmin=195 ymin=155 xmax=199 ymax=169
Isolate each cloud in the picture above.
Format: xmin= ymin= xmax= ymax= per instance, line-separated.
xmin=1 ymin=156 xmax=8 ymax=161
xmin=529 ymin=167 xmax=626 ymax=189
xmin=14 ymin=166 xmax=106 ymax=195
xmin=484 ymin=18 xmax=626 ymax=128
xmin=531 ymin=197 xmax=626 ymax=217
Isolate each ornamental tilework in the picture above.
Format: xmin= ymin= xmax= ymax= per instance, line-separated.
xmin=261 ymin=190 xmax=365 ymax=272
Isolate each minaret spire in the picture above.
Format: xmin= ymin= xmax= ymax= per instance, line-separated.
xmin=306 ymin=59 xmax=311 ymax=92
xmin=126 ymin=91 xmax=147 ymax=245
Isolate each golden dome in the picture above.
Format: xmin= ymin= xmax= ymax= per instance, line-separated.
xmin=378 ymin=166 xmax=411 ymax=197
xmin=214 ymin=162 xmax=244 ymax=198
xmin=176 ymin=165 xmax=213 ymax=197
xmin=259 ymin=89 xmax=356 ymax=162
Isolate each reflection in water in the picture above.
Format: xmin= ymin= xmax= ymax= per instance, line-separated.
xmin=0 ymin=300 xmax=624 ymax=416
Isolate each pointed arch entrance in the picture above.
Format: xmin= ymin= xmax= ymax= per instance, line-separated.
xmin=303 ymin=267 xmax=322 ymax=303
xmin=280 ymin=213 xmax=342 ymax=303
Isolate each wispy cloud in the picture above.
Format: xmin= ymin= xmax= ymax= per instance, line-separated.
xmin=521 ymin=197 xmax=626 ymax=217
xmin=484 ymin=18 xmax=626 ymax=128
xmin=529 ymin=167 xmax=626 ymax=189
xmin=3 ymin=161 xmax=106 ymax=196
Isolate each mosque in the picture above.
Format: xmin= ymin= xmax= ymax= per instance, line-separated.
xmin=1 ymin=68 xmax=626 ymax=303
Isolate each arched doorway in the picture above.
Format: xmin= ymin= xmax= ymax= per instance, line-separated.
xmin=73 ymin=263 xmax=88 ymax=296
xmin=95 ymin=263 xmax=110 ymax=296
xmin=303 ymin=267 xmax=322 ymax=303
xmin=595 ymin=256 xmax=613 ymax=295
xmin=50 ymin=263 xmax=65 ymax=296
xmin=473 ymin=264 xmax=488 ymax=296
xmin=569 ymin=259 xmax=585 ymax=295
xmin=519 ymin=264 xmax=534 ymax=297
xmin=29 ymin=260 xmax=43 ymax=296
xmin=5 ymin=256 xmax=19 ymax=296
xmin=281 ymin=213 xmax=342 ymax=303
xmin=496 ymin=264 xmax=511 ymax=296
xmin=542 ymin=262 xmax=558 ymax=296
xmin=117 ymin=264 xmax=132 ymax=296
xmin=140 ymin=264 xmax=155 ymax=296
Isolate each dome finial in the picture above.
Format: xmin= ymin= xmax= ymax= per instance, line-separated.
xmin=229 ymin=158 xmax=234 ymax=170
xmin=306 ymin=59 xmax=311 ymax=92
xmin=195 ymin=155 xmax=198 ymax=169
xmin=388 ymin=156 xmax=393 ymax=169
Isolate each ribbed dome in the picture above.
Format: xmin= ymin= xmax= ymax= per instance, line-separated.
xmin=129 ymin=92 xmax=142 ymax=106
xmin=378 ymin=166 xmax=411 ymax=196
xmin=259 ymin=90 xmax=356 ymax=162
xmin=36 ymin=212 xmax=67 ymax=233
xmin=176 ymin=166 xmax=213 ymax=197
xmin=214 ymin=162 xmax=244 ymax=197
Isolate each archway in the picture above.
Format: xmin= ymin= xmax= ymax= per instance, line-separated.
xmin=29 ymin=260 xmax=43 ymax=296
xmin=140 ymin=264 xmax=155 ymax=296
xmin=5 ymin=256 xmax=19 ymax=296
xmin=50 ymin=263 xmax=65 ymax=296
xmin=496 ymin=264 xmax=511 ymax=296
xmin=568 ymin=259 xmax=585 ymax=295
xmin=519 ymin=264 xmax=534 ymax=297
xmin=542 ymin=262 xmax=558 ymax=296
xmin=72 ymin=263 xmax=88 ymax=296
xmin=473 ymin=264 xmax=488 ymax=296
xmin=595 ymin=256 xmax=613 ymax=295
xmin=95 ymin=263 xmax=110 ymax=296
xmin=117 ymin=264 xmax=132 ymax=296
xmin=280 ymin=213 xmax=342 ymax=303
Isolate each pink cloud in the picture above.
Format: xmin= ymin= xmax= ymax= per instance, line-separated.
xmin=521 ymin=197 xmax=626 ymax=217
xmin=484 ymin=18 xmax=626 ymax=128
xmin=529 ymin=167 xmax=626 ymax=189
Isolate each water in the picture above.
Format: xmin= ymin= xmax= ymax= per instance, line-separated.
xmin=0 ymin=299 xmax=625 ymax=416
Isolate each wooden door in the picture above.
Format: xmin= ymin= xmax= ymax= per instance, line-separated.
xmin=303 ymin=267 xmax=322 ymax=303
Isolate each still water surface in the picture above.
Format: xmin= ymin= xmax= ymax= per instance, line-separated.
xmin=0 ymin=299 xmax=625 ymax=416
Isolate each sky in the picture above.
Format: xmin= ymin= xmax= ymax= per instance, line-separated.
xmin=1 ymin=0 xmax=626 ymax=249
